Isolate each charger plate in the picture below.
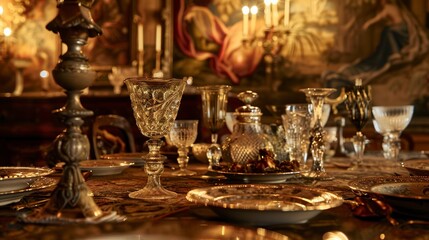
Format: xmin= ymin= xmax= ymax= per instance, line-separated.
xmin=0 ymin=167 xmax=54 ymax=192
xmin=0 ymin=177 xmax=56 ymax=206
xmin=349 ymin=176 xmax=429 ymax=219
xmin=212 ymin=169 xmax=301 ymax=183
xmin=186 ymin=184 xmax=343 ymax=225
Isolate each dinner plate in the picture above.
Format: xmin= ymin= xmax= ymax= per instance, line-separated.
xmin=348 ymin=176 xmax=429 ymax=219
xmin=100 ymin=153 xmax=146 ymax=166
xmin=186 ymin=184 xmax=343 ymax=225
xmin=403 ymin=159 xmax=429 ymax=176
xmin=0 ymin=177 xmax=57 ymax=206
xmin=212 ymin=169 xmax=301 ymax=183
xmin=0 ymin=167 xmax=54 ymax=192
xmin=79 ymin=160 xmax=134 ymax=176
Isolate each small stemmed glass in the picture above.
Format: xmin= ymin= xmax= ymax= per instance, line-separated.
xmin=197 ymin=85 xmax=231 ymax=173
xmin=299 ymin=88 xmax=336 ymax=179
xmin=372 ymin=105 xmax=414 ymax=166
xmin=125 ymin=77 xmax=186 ymax=200
xmin=344 ymin=79 xmax=372 ymax=170
xmin=169 ymin=120 xmax=199 ymax=176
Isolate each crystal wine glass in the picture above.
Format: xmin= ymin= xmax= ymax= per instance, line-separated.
xmin=372 ymin=105 xmax=414 ymax=166
xmin=283 ymin=104 xmax=312 ymax=171
xmin=299 ymin=88 xmax=336 ymax=179
xmin=125 ymin=77 xmax=186 ymax=200
xmin=197 ymin=85 xmax=231 ymax=171
xmin=344 ymin=79 xmax=372 ymax=170
xmin=169 ymin=120 xmax=199 ymax=176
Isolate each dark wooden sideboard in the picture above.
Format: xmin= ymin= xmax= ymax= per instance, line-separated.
xmin=1 ymin=91 xmax=428 ymax=166
xmin=0 ymin=90 xmax=244 ymax=166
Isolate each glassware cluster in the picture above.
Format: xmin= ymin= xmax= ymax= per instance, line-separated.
xmin=125 ymin=77 xmax=186 ymax=200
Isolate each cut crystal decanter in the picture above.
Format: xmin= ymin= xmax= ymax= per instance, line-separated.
xmin=221 ymin=91 xmax=274 ymax=164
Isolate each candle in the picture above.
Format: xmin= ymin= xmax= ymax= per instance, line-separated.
xmin=155 ymin=24 xmax=162 ymax=52
xmin=137 ymin=24 xmax=144 ymax=51
xmin=272 ymin=0 xmax=278 ymax=27
xmin=61 ymin=42 xmax=67 ymax=55
xmin=284 ymin=0 xmax=290 ymax=27
xmin=242 ymin=6 xmax=249 ymax=39
xmin=264 ymin=0 xmax=271 ymax=28
xmin=250 ymin=6 xmax=258 ymax=36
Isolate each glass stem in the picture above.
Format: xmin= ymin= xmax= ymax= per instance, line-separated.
xmin=352 ymin=131 xmax=366 ymax=167
xmin=310 ymin=124 xmax=326 ymax=173
xmin=310 ymin=95 xmax=326 ymax=173
xmin=144 ymin=138 xmax=166 ymax=189
xmin=177 ymin=146 xmax=189 ymax=171
xmin=388 ymin=132 xmax=402 ymax=165
xmin=207 ymin=133 xmax=222 ymax=169
xmin=144 ymin=160 xmax=164 ymax=189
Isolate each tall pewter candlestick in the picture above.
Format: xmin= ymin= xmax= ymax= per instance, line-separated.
xmin=25 ymin=0 xmax=122 ymax=223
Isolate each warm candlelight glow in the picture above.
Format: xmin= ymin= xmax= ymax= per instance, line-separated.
xmin=284 ymin=0 xmax=290 ymax=27
xmin=272 ymin=0 xmax=279 ymax=27
xmin=242 ymin=6 xmax=249 ymax=38
xmin=0 ymin=6 xmax=3 ymax=15
xmin=250 ymin=6 xmax=258 ymax=36
xmin=137 ymin=24 xmax=144 ymax=52
xmin=3 ymin=27 xmax=12 ymax=37
xmin=155 ymin=24 xmax=161 ymax=52
xmin=264 ymin=0 xmax=272 ymax=28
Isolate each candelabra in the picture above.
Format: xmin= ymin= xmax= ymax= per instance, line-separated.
xmin=25 ymin=0 xmax=122 ymax=223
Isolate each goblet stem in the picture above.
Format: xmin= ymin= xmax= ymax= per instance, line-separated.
xmin=309 ymin=95 xmax=328 ymax=174
xmin=207 ymin=133 xmax=222 ymax=170
xmin=129 ymin=139 xmax=177 ymax=200
xmin=310 ymin=124 xmax=326 ymax=173
xmin=349 ymin=131 xmax=366 ymax=170
xmin=387 ymin=132 xmax=402 ymax=166
xmin=173 ymin=146 xmax=196 ymax=176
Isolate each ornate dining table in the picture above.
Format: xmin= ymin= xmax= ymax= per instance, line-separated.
xmin=1 ymin=154 xmax=428 ymax=240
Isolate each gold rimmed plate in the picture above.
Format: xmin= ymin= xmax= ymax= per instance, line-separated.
xmin=0 ymin=167 xmax=54 ymax=192
xmin=186 ymin=184 xmax=343 ymax=225
xmin=349 ymin=176 xmax=429 ymax=219
xmin=212 ymin=169 xmax=301 ymax=183
xmin=403 ymin=159 xmax=429 ymax=176
xmin=100 ymin=153 xmax=146 ymax=167
xmin=56 ymin=160 xmax=134 ymax=176
xmin=0 ymin=177 xmax=57 ymax=206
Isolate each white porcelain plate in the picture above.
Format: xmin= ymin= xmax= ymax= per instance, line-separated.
xmin=0 ymin=167 xmax=54 ymax=192
xmin=0 ymin=177 xmax=57 ymax=206
xmin=79 ymin=160 xmax=134 ymax=176
xmin=186 ymin=184 xmax=343 ymax=225
xmin=212 ymin=170 xmax=301 ymax=183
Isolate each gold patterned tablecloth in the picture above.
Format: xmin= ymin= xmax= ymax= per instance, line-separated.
xmin=0 ymin=157 xmax=428 ymax=240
